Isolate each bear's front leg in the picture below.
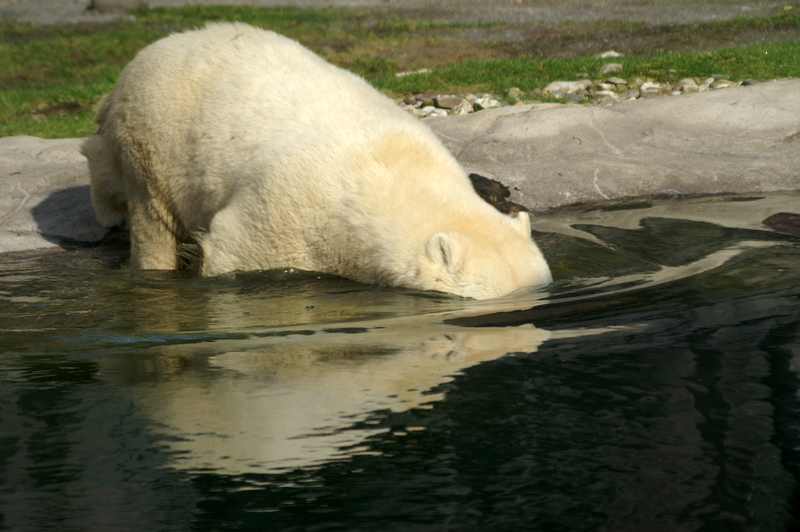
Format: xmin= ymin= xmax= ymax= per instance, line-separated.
xmin=127 ymin=196 xmax=181 ymax=270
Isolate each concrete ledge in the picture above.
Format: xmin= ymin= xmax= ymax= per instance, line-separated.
xmin=0 ymin=136 xmax=106 ymax=253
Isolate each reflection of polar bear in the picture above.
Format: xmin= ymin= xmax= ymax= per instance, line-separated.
xmin=104 ymin=321 xmax=552 ymax=474
xmin=81 ymin=22 xmax=551 ymax=299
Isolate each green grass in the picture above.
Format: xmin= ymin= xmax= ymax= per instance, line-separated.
xmin=1 ymin=5 xmax=799 ymax=138
xmin=376 ymin=41 xmax=800 ymax=95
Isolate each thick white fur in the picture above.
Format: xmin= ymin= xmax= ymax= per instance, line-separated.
xmin=81 ymin=22 xmax=552 ymax=299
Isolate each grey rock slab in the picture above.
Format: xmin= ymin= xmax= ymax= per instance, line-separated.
xmin=426 ymin=78 xmax=800 ymax=212
xmin=0 ymin=136 xmax=107 ymax=253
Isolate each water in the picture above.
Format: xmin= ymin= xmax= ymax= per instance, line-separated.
xmin=1 ymin=193 xmax=799 ymax=531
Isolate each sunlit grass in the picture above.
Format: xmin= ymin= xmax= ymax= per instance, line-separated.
xmin=1 ymin=5 xmax=798 ymax=138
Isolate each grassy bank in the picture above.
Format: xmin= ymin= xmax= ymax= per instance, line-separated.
xmin=1 ymin=5 xmax=799 ymax=138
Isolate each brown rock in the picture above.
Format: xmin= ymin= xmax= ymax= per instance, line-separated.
xmin=763 ymin=212 xmax=800 ymax=237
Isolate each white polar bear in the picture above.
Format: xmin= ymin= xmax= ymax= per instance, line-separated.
xmin=81 ymin=22 xmax=552 ymax=299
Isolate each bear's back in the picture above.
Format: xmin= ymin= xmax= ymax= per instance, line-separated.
xmin=116 ymin=23 xmax=411 ymax=137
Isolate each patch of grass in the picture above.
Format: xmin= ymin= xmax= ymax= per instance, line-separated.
xmin=374 ymin=39 xmax=800 ymax=96
xmin=1 ymin=5 xmax=798 ymax=138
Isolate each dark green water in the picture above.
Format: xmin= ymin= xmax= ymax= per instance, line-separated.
xmin=1 ymin=193 xmax=799 ymax=531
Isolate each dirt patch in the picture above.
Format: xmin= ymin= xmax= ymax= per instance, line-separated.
xmin=1 ymin=0 xmax=793 ymax=26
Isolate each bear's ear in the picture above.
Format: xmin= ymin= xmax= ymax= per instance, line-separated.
xmin=426 ymin=232 xmax=465 ymax=273
xmin=510 ymin=211 xmax=531 ymax=237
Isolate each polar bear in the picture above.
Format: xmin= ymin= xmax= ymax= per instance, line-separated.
xmin=81 ymin=22 xmax=552 ymax=299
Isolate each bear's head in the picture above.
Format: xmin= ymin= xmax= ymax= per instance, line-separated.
xmin=418 ymin=212 xmax=552 ymax=299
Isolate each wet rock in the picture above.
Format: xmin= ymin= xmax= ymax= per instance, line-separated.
xmin=468 ymin=173 xmax=528 ymax=214
xmin=763 ymin=212 xmax=800 ymax=237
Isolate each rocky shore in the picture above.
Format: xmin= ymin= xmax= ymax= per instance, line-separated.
xmin=398 ymin=60 xmax=763 ymax=118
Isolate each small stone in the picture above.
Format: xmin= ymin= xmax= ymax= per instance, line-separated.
xmin=640 ymin=91 xmax=661 ymax=99
xmin=598 ymin=50 xmax=624 ymax=58
xmin=711 ymin=74 xmax=730 ymax=80
xmin=575 ymin=72 xmax=590 ymax=78
xmin=596 ymin=95 xmax=619 ymax=106
xmin=599 ymin=63 xmax=623 ymax=75
xmin=451 ymin=100 xmax=474 ymax=115
xmin=564 ymin=90 xmax=589 ymax=102
xmin=473 ymin=96 xmax=501 ymax=111
xmin=433 ymin=95 xmax=466 ymax=109
xmin=595 ymin=83 xmax=615 ymax=91
xmin=606 ymin=77 xmax=628 ymax=86
xmin=740 ymin=79 xmax=761 ymax=86
xmin=544 ymin=80 xmax=591 ymax=98
xmin=618 ymin=88 xmax=640 ymax=101
xmin=504 ymin=87 xmax=524 ymax=100
xmin=640 ymin=82 xmax=663 ymax=98
xmin=710 ymin=79 xmax=736 ymax=89
xmin=414 ymin=106 xmax=448 ymax=118
xmin=698 ymin=77 xmax=715 ymax=91
xmin=673 ymin=79 xmax=699 ymax=93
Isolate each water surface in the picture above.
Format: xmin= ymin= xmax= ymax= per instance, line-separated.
xmin=1 ymin=193 xmax=799 ymax=531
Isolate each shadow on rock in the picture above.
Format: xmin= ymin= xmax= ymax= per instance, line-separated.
xmin=30 ymin=185 xmax=109 ymax=247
